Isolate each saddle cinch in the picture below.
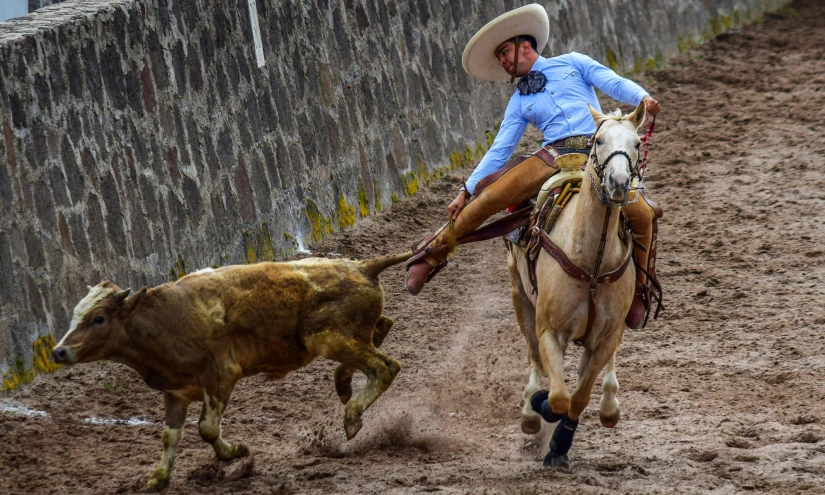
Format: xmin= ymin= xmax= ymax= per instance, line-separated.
xmin=455 ymin=151 xmax=662 ymax=328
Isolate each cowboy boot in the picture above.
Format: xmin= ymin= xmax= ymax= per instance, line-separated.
xmin=624 ymin=190 xmax=663 ymax=329
xmin=405 ymin=246 xmax=450 ymax=295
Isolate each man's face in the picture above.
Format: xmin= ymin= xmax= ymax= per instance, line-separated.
xmin=495 ymin=41 xmax=529 ymax=77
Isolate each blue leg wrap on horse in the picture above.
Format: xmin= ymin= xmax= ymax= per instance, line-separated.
xmin=549 ymin=415 xmax=579 ymax=456
xmin=530 ymin=390 xmax=564 ymax=423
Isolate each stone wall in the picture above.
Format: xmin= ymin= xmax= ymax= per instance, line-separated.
xmin=0 ymin=0 xmax=786 ymax=392
xmin=29 ymin=0 xmax=69 ymax=13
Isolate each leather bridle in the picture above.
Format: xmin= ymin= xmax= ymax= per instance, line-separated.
xmin=587 ymin=121 xmax=642 ymax=207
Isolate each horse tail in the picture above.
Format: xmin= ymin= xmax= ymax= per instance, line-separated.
xmin=360 ymin=251 xmax=415 ymax=279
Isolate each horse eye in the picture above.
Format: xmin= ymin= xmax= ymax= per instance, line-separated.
xmin=93 ymin=316 xmax=105 ymax=325
xmin=595 ymin=139 xmax=603 ymax=146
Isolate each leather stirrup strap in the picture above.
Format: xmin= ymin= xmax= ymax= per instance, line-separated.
xmin=457 ymin=206 xmax=532 ymax=245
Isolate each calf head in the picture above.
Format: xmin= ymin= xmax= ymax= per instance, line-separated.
xmin=52 ymin=281 xmax=143 ymax=365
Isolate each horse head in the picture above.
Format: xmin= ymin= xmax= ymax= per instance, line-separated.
xmin=587 ymin=101 xmax=647 ymax=205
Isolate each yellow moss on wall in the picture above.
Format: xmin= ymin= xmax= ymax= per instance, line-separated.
xmin=463 ymin=145 xmax=474 ymax=165
xmin=605 ymin=48 xmax=619 ymax=71
xmin=339 ymin=194 xmax=356 ymax=229
xmin=372 ymin=179 xmax=382 ymax=212
xmin=2 ymin=335 xmax=60 ymax=392
xmin=401 ymin=171 xmax=419 ymax=196
xmin=449 ymin=152 xmax=464 ymax=170
xmin=169 ymin=257 xmax=187 ymax=281
xmin=257 ymin=223 xmax=277 ymax=262
xmin=357 ymin=181 xmax=370 ymax=217
xmin=306 ymin=199 xmax=334 ymax=243
xmin=243 ymin=230 xmax=257 ymax=264
xmin=677 ymin=35 xmax=691 ymax=53
xmin=475 ymin=143 xmax=486 ymax=160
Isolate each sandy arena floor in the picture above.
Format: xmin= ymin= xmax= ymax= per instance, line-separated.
xmin=2 ymin=1 xmax=824 ymax=493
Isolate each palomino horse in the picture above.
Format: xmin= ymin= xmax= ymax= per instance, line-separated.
xmin=506 ymin=101 xmax=647 ymax=468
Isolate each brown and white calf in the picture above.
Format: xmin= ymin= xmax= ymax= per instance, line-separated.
xmin=52 ymin=252 xmax=412 ymax=491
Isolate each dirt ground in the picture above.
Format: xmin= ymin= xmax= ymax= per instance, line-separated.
xmin=2 ymin=1 xmax=825 ymax=493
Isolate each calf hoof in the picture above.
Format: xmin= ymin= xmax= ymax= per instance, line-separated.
xmin=217 ymin=442 xmax=250 ymax=462
xmin=141 ymin=470 xmax=170 ymax=492
xmin=521 ymin=412 xmax=542 ymax=434
xmin=344 ymin=417 xmax=363 ymax=440
xmin=530 ymin=390 xmax=564 ymax=424
xmin=233 ymin=442 xmax=250 ymax=459
xmin=542 ymin=452 xmax=570 ymax=470
xmin=600 ymin=409 xmax=621 ymax=428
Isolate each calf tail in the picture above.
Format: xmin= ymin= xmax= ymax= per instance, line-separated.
xmin=361 ymin=251 xmax=415 ymax=279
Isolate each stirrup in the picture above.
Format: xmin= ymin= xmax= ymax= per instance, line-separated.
xmin=405 ymin=247 xmax=449 ymax=282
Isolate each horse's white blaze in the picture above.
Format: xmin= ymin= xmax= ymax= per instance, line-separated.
xmin=56 ymin=285 xmax=111 ymax=347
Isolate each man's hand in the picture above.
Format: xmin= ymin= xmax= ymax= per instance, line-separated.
xmin=448 ymin=190 xmax=469 ymax=220
xmin=642 ymin=95 xmax=660 ymax=116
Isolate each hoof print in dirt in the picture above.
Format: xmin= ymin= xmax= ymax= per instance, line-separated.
xmin=224 ymin=455 xmax=256 ymax=481
xmin=543 ymin=453 xmax=571 ymax=470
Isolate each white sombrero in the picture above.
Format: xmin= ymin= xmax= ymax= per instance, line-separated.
xmin=462 ymin=4 xmax=550 ymax=82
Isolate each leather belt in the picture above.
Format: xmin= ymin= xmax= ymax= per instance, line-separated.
xmin=548 ymin=135 xmax=591 ymax=149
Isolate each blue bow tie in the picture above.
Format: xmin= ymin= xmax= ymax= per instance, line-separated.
xmin=518 ymin=70 xmax=547 ymax=95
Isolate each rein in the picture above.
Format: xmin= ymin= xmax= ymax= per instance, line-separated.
xmin=537 ymin=202 xmax=633 ymax=336
xmin=638 ymin=115 xmax=656 ymax=180
xmin=533 ymin=116 xmax=655 ymax=335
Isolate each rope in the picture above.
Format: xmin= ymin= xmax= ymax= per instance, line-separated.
xmin=638 ymin=115 xmax=656 ymax=180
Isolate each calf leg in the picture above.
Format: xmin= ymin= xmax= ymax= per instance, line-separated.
xmin=308 ymin=330 xmax=401 ymax=440
xmin=143 ymin=392 xmax=190 ymax=492
xmin=333 ymin=315 xmax=394 ymax=405
xmin=507 ymin=252 xmax=544 ymax=434
xmin=199 ymin=387 xmax=249 ymax=462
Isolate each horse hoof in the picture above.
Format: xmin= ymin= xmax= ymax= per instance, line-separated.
xmin=600 ymin=410 xmax=620 ymax=428
xmin=521 ymin=413 xmax=542 ymax=434
xmin=345 ymin=418 xmax=363 ymax=440
xmin=542 ymin=452 xmax=570 ymax=470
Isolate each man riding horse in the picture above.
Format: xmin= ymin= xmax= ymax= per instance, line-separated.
xmin=405 ymin=3 xmax=663 ymax=329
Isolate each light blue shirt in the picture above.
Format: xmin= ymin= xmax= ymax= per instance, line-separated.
xmin=466 ymin=52 xmax=649 ymax=194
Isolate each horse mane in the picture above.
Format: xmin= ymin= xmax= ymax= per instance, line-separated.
xmin=594 ymin=108 xmax=637 ymax=129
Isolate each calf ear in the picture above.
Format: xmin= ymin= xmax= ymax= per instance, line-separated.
xmin=628 ymin=100 xmax=646 ymax=129
xmin=124 ymin=287 xmax=147 ymax=311
xmin=588 ymin=103 xmax=605 ymax=125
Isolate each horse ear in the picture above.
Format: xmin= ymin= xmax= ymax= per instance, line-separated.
xmin=588 ymin=103 xmax=604 ymax=125
xmin=628 ymin=100 xmax=646 ymax=129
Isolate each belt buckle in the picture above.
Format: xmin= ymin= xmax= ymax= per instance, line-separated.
xmin=564 ymin=136 xmax=587 ymax=149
